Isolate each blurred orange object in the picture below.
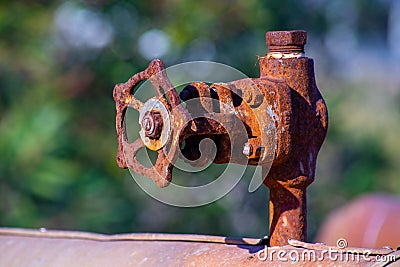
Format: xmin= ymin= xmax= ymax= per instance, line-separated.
xmin=316 ymin=193 xmax=400 ymax=249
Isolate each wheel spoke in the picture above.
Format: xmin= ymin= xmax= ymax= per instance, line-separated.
xmin=146 ymin=59 xmax=181 ymax=108
xmin=123 ymin=138 xmax=145 ymax=160
xmin=127 ymin=95 xmax=143 ymax=111
xmin=122 ymin=138 xmax=172 ymax=187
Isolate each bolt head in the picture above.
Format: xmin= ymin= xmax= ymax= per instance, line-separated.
xmin=242 ymin=142 xmax=253 ymax=157
xmin=266 ymin=30 xmax=307 ymax=47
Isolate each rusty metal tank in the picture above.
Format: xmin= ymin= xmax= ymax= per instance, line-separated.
xmin=1 ymin=228 xmax=398 ymax=266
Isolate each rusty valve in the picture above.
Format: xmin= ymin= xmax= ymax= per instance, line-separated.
xmin=113 ymin=59 xmax=190 ymax=188
xmin=113 ymin=30 xmax=328 ymax=246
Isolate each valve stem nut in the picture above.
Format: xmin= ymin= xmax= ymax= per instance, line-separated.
xmin=266 ymin=30 xmax=307 ymax=54
xmin=142 ymin=110 xmax=163 ymax=140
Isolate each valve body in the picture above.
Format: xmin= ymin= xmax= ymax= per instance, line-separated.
xmin=113 ymin=30 xmax=328 ymax=246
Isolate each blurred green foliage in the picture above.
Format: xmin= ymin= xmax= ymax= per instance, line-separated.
xmin=0 ymin=0 xmax=399 ymax=240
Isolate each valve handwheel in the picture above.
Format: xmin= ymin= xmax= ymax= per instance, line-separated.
xmin=113 ymin=59 xmax=190 ymax=187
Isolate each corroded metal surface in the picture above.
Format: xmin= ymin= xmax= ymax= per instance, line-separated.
xmin=142 ymin=110 xmax=163 ymax=139
xmin=113 ymin=30 xmax=328 ymax=246
xmin=261 ymin=31 xmax=328 ymax=246
xmin=0 ymin=228 xmax=398 ymax=267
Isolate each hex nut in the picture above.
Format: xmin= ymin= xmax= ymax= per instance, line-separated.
xmin=142 ymin=110 xmax=163 ymax=140
xmin=242 ymin=142 xmax=253 ymax=157
xmin=266 ymin=30 xmax=307 ymax=46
